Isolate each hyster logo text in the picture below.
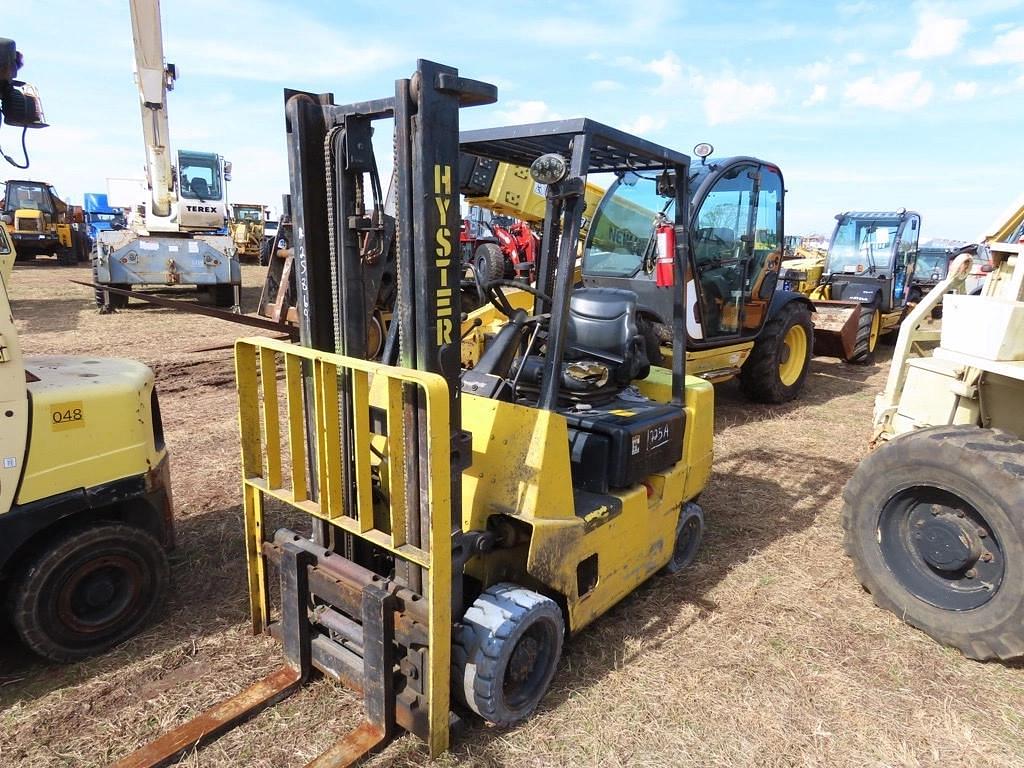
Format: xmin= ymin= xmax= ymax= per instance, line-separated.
xmin=433 ymin=164 xmax=454 ymax=346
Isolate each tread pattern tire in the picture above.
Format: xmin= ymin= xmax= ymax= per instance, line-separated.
xmin=841 ymin=426 xmax=1024 ymax=661
xmin=10 ymin=524 xmax=170 ymax=663
xmin=847 ymin=301 xmax=879 ymax=364
xmin=660 ymin=502 xmax=705 ymax=574
xmin=452 ymin=583 xmax=564 ymax=726
xmin=57 ymin=246 xmax=76 ymax=267
xmin=738 ymin=300 xmax=813 ymax=404
xmin=474 ymin=242 xmax=506 ymax=288
xmin=259 ymin=238 xmax=272 ymax=267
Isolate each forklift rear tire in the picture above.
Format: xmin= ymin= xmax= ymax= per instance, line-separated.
xmin=57 ymin=246 xmax=76 ymax=267
xmin=660 ymin=502 xmax=705 ymax=574
xmin=738 ymin=300 xmax=813 ymax=403
xmin=453 ymin=583 xmax=564 ymax=726
xmin=9 ymin=524 xmax=170 ymax=663
xmin=842 ymin=426 xmax=1024 ymax=661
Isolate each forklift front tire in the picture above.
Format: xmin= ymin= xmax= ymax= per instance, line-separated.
xmin=453 ymin=583 xmax=564 ymax=727
xmin=9 ymin=524 xmax=170 ymax=663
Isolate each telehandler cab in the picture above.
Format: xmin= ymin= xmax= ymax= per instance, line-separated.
xmin=781 ymin=209 xmax=922 ymax=363
xmin=579 ymin=144 xmax=815 ymax=403
xmin=114 ymin=60 xmax=712 ymax=767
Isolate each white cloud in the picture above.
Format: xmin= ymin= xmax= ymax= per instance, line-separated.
xmin=492 ymin=100 xmax=562 ymax=124
xmin=592 ymin=79 xmax=624 ymax=92
xmin=701 ymin=76 xmax=778 ymax=125
xmin=846 ymin=51 xmax=867 ymax=65
xmin=838 ymin=1 xmax=877 ymax=16
xmin=904 ymin=10 xmax=968 ymax=59
xmin=620 ymin=115 xmax=668 ymax=135
xmin=972 ymin=25 xmax=1024 ymax=64
xmin=952 ymin=81 xmax=978 ymax=99
xmin=844 ymin=71 xmax=934 ymax=110
xmin=803 ymin=84 xmax=828 ymax=106
xmin=798 ymin=60 xmax=833 ymax=81
xmin=644 ymin=52 xmax=686 ymax=94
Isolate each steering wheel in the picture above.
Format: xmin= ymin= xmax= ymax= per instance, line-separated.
xmin=474 ymin=265 xmax=552 ymax=319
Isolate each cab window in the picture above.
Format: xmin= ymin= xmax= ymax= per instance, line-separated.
xmin=691 ymin=163 xmax=757 ymax=339
xmin=179 ymin=154 xmax=223 ymax=201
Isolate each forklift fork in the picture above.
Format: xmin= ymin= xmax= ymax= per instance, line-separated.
xmin=111 ymin=537 xmax=397 ymax=768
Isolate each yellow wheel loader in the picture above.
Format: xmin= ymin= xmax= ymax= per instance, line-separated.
xmin=0 ymin=222 xmax=173 ymax=662
xmin=841 ymin=202 xmax=1024 ymax=660
xmin=114 ymin=60 xmax=713 ymax=767
xmin=228 ymin=203 xmax=268 ymax=263
xmin=1 ymin=179 xmax=87 ymax=265
xmin=781 ymin=209 xmax=922 ymax=364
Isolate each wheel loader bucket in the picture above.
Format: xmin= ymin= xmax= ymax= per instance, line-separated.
xmin=811 ymin=300 xmax=862 ymax=360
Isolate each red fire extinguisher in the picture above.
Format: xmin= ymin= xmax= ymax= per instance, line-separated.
xmin=655 ymin=215 xmax=675 ymax=287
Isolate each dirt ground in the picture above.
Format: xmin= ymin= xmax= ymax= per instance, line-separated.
xmin=1 ymin=260 xmax=1021 ymax=768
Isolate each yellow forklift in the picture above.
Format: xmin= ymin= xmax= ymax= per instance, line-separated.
xmin=114 ymin=59 xmax=713 ymax=766
xmin=0 ymin=37 xmax=172 ymax=664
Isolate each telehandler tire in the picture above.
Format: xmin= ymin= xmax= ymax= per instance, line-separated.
xmin=259 ymin=238 xmax=272 ymax=266
xmin=847 ymin=301 xmax=880 ymax=364
xmin=453 ymin=583 xmax=564 ymax=726
xmin=842 ymin=426 xmax=1024 ymax=661
xmin=738 ymin=300 xmax=813 ymax=403
xmin=10 ymin=524 xmax=170 ymax=663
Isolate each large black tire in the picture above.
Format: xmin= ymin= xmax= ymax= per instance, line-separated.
xmin=453 ymin=583 xmax=564 ymax=726
xmin=9 ymin=524 xmax=170 ymax=663
xmin=847 ymin=301 xmax=880 ymax=364
xmin=258 ymin=237 xmax=273 ymax=267
xmin=738 ymin=300 xmax=813 ymax=403
xmin=842 ymin=426 xmax=1024 ymax=661
xmin=473 ymin=242 xmax=506 ymax=287
xmin=56 ymin=245 xmax=76 ymax=266
xmin=660 ymin=502 xmax=705 ymax=574
xmin=212 ymin=284 xmax=236 ymax=308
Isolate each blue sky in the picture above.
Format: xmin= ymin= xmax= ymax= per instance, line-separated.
xmin=4 ymin=0 xmax=1023 ymax=238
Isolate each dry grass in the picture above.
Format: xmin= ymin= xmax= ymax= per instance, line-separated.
xmin=1 ymin=261 xmax=1022 ymax=767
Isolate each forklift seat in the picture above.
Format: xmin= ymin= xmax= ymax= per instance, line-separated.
xmin=566 ymin=287 xmax=649 ymax=385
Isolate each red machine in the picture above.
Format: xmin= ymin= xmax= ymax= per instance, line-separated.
xmin=461 ymin=215 xmax=540 ymax=285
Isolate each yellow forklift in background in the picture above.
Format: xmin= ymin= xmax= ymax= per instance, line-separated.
xmin=114 ymin=59 xmax=713 ymax=767
xmin=0 ymin=38 xmax=173 ymax=664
